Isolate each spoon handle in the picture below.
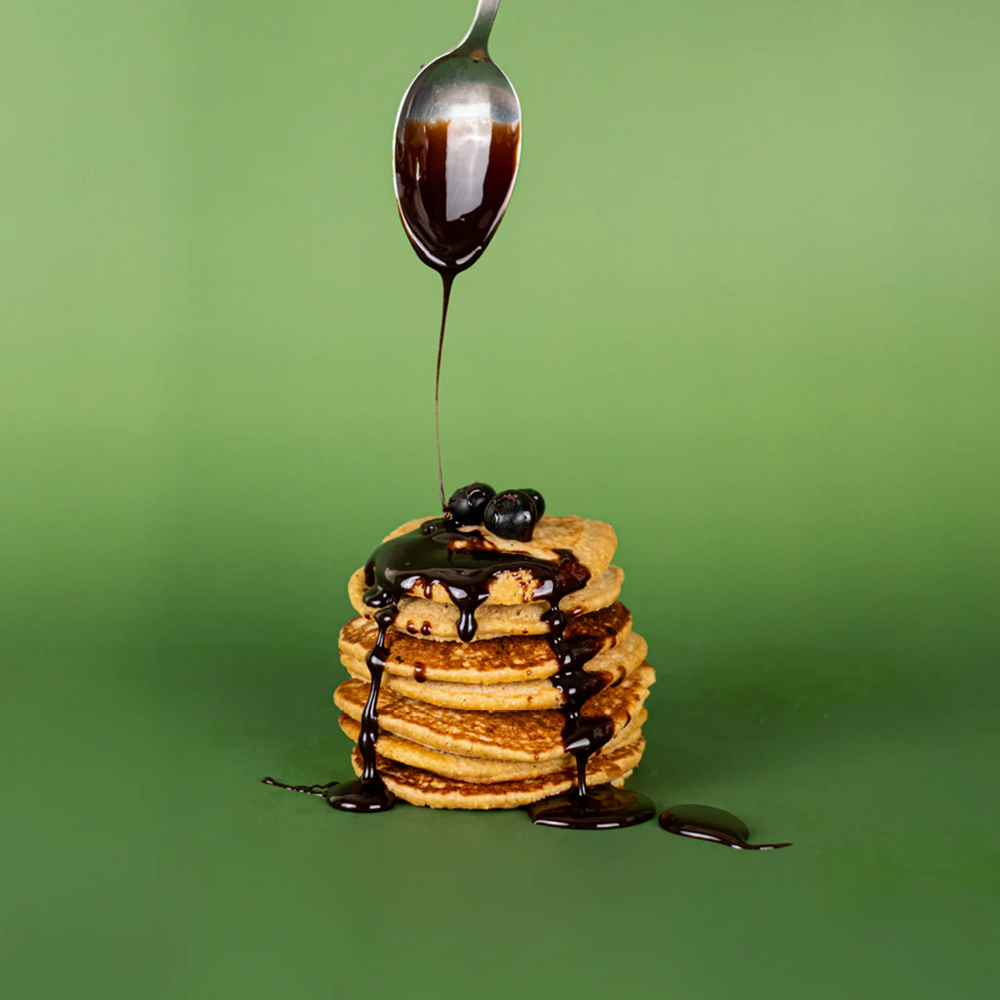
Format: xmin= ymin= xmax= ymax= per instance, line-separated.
xmin=458 ymin=0 xmax=501 ymax=54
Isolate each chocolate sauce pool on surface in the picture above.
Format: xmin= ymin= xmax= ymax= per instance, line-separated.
xmin=528 ymin=786 xmax=657 ymax=830
xmin=659 ymin=805 xmax=792 ymax=850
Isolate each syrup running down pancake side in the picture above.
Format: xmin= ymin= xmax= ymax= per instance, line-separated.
xmin=352 ymin=517 xmax=654 ymax=827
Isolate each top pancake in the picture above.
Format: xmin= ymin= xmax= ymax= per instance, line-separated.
xmin=371 ymin=514 xmax=618 ymax=606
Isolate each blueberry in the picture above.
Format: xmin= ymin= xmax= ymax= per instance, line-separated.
xmin=483 ymin=490 xmax=538 ymax=542
xmin=517 ymin=489 xmax=546 ymax=518
xmin=445 ymin=482 xmax=495 ymax=526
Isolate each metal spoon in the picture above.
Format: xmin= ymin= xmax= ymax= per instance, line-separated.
xmin=392 ymin=0 xmax=522 ymax=275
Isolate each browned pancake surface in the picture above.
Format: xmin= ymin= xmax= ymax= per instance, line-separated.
xmin=338 ymin=603 xmax=631 ymax=684
xmin=352 ymin=737 xmax=645 ymax=809
xmin=339 ymin=709 xmax=646 ymax=782
xmin=347 ymin=565 xmax=624 ymax=640
xmin=334 ymin=663 xmax=655 ymax=762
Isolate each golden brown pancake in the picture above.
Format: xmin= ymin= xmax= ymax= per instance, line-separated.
xmin=339 ymin=709 xmax=646 ymax=782
xmin=351 ymin=737 xmax=645 ymax=809
xmin=342 ymin=632 xmax=649 ymax=711
xmin=339 ymin=602 xmax=631 ymax=684
xmin=334 ymin=663 xmax=655 ymax=762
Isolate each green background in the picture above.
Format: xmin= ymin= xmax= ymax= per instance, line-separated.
xmin=2 ymin=1 xmax=998 ymax=996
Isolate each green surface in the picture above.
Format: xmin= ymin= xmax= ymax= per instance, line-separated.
xmin=2 ymin=1 xmax=998 ymax=997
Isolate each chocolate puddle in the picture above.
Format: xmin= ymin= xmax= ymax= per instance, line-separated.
xmin=659 ymin=804 xmax=792 ymax=849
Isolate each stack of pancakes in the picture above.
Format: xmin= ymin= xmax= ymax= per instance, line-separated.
xmin=335 ymin=515 xmax=655 ymax=809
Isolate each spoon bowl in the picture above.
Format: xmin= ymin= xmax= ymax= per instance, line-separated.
xmin=393 ymin=0 xmax=522 ymax=274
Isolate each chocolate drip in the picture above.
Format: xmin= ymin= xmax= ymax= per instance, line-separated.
xmin=433 ymin=273 xmax=453 ymax=508
xmin=528 ymin=785 xmax=657 ymax=829
xmin=327 ymin=607 xmax=397 ymax=813
xmin=527 ymin=603 xmax=656 ymax=829
xmin=261 ymin=778 xmax=340 ymax=797
xmin=659 ymin=805 xmax=792 ymax=850
xmin=363 ymin=519 xmax=588 ymax=643
xmin=544 ymin=607 xmax=613 ymax=801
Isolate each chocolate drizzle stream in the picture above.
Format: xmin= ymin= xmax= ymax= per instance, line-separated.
xmin=433 ymin=273 xmax=454 ymax=509
xmin=325 ymin=607 xmax=397 ymax=812
xmin=394 ymin=119 xmax=521 ymax=508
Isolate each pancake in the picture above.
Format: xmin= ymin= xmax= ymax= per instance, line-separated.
xmin=334 ymin=663 xmax=655 ymax=762
xmin=351 ymin=737 xmax=646 ymax=809
xmin=347 ymin=564 xmax=624 ymax=641
xmin=342 ymin=632 xmax=649 ymax=711
xmin=380 ymin=514 xmax=617 ymax=585
xmin=339 ymin=709 xmax=647 ymax=783
xmin=338 ymin=602 xmax=632 ymax=684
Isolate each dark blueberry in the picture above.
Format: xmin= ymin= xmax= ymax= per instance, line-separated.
xmin=445 ymin=482 xmax=495 ymax=526
xmin=517 ymin=489 xmax=546 ymax=518
xmin=483 ymin=490 xmax=538 ymax=542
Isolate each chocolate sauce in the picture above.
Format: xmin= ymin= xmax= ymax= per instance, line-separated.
xmin=543 ymin=606 xmax=613 ymax=800
xmin=261 ymin=778 xmax=340 ymax=797
xmin=363 ymin=519 xmax=589 ymax=643
xmin=526 ymin=603 xmax=655 ymax=829
xmin=528 ymin=786 xmax=657 ymax=830
xmin=659 ymin=805 xmax=792 ymax=850
xmin=360 ymin=517 xmax=646 ymax=822
xmin=326 ymin=607 xmax=397 ymax=813
xmin=394 ymin=118 xmax=520 ymax=506
xmin=395 ymin=119 xmax=521 ymax=275
xmin=433 ymin=273 xmax=454 ymax=507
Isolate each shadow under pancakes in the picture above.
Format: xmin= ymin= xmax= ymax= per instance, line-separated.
xmin=647 ymin=648 xmax=957 ymax=788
